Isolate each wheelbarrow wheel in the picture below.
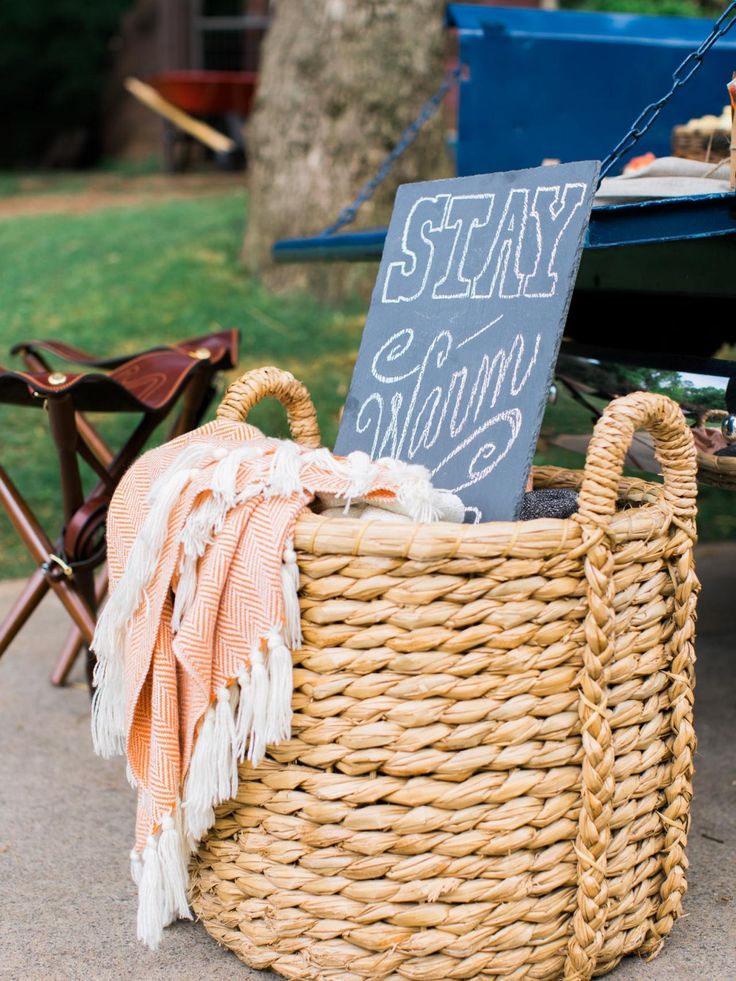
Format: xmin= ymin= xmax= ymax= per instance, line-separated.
xmin=162 ymin=122 xmax=191 ymax=173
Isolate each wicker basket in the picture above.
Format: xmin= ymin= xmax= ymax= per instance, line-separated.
xmin=189 ymin=369 xmax=698 ymax=981
xmin=672 ymin=124 xmax=730 ymax=162
xmin=693 ymin=408 xmax=736 ymax=490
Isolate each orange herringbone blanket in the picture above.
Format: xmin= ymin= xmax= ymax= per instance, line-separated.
xmin=91 ymin=417 xmax=458 ymax=949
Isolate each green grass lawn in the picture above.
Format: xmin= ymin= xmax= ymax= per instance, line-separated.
xmin=0 ymin=189 xmax=364 ymax=576
xmin=0 ymin=184 xmax=733 ymax=577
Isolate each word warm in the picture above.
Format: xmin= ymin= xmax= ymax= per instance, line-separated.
xmin=356 ymin=320 xmax=540 ymax=512
xmin=382 ymin=182 xmax=587 ymax=304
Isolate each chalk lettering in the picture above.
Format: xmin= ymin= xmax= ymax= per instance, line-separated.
xmin=357 ymin=322 xmax=540 ymax=494
xmin=338 ymin=161 xmax=599 ymax=521
xmin=523 ymin=183 xmax=587 ymax=298
xmin=382 ymin=195 xmax=449 ymax=303
xmin=432 ymin=193 xmax=495 ymax=299
xmin=471 ymin=188 xmax=529 ymax=299
xmin=380 ymin=181 xmax=589 ymax=304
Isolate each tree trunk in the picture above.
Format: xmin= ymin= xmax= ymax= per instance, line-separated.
xmin=242 ymin=0 xmax=450 ymax=299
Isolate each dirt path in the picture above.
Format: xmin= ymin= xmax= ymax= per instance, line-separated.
xmin=0 ymin=171 xmax=244 ymax=220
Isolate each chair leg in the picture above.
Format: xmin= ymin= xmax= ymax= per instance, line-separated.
xmin=50 ymin=567 xmax=109 ymax=687
xmin=50 ymin=629 xmax=85 ymax=687
xmin=0 ymin=566 xmax=50 ymax=660
xmin=75 ymin=412 xmax=114 ymax=468
xmin=91 ymin=411 xmax=165 ymax=498
xmin=0 ymin=465 xmax=97 ymax=645
xmin=0 ymin=465 xmax=56 ymax=562
xmin=168 ymin=367 xmax=217 ymax=439
xmin=47 ymin=395 xmax=101 ymax=689
xmin=20 ymin=344 xmax=117 ymax=471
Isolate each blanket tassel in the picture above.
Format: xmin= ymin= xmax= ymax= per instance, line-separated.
xmin=137 ymin=835 xmax=168 ymax=950
xmin=282 ymin=540 xmax=302 ymax=650
xmin=182 ymin=707 xmax=217 ymax=841
xmin=90 ymin=649 xmax=126 ymax=759
xmin=158 ymin=813 xmax=192 ymax=921
xmin=266 ymin=629 xmax=293 ymax=746
xmin=234 ymin=669 xmax=254 ymax=761
xmin=247 ymin=647 xmax=269 ymax=763
xmin=213 ymin=686 xmax=238 ymax=802
xmin=130 ymin=848 xmax=143 ymax=886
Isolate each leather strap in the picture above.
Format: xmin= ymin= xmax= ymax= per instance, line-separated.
xmin=11 ymin=328 xmax=239 ymax=371
xmin=0 ymin=344 xmax=226 ymax=413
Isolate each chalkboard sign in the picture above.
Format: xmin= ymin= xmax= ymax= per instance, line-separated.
xmin=335 ymin=160 xmax=599 ymax=522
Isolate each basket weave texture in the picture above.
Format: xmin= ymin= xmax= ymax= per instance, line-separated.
xmin=189 ymin=369 xmax=698 ymax=981
xmin=671 ymin=124 xmax=730 ymax=162
xmin=693 ymin=408 xmax=736 ymax=490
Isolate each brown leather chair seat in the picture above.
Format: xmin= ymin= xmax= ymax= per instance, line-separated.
xmin=4 ymin=330 xmax=236 ymax=411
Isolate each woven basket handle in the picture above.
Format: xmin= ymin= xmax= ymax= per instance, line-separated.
xmin=216 ymin=366 xmax=322 ymax=448
xmin=695 ymin=407 xmax=726 ymax=426
xmin=566 ymin=392 xmax=697 ymax=979
xmin=577 ymin=391 xmax=697 ymax=526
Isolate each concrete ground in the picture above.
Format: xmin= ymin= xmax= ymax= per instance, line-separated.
xmin=0 ymin=546 xmax=733 ymax=981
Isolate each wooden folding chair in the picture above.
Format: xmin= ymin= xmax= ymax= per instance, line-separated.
xmin=0 ymin=329 xmax=238 ymax=687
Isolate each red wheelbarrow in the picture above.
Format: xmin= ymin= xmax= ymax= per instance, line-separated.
xmin=126 ymin=70 xmax=258 ymax=171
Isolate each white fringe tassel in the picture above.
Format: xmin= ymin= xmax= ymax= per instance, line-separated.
xmin=158 ymin=813 xmax=191 ymax=921
xmin=210 ymin=445 xmax=261 ymax=506
xmin=266 ymin=441 xmax=303 ymax=498
xmin=137 ymin=834 xmax=168 ymax=950
xmin=234 ymin=667 xmax=253 ymax=762
xmin=246 ymin=647 xmax=269 ymax=764
xmin=213 ymin=686 xmax=238 ymax=802
xmin=282 ymin=540 xmax=302 ymax=650
xmin=266 ymin=629 xmax=293 ymax=746
xmin=171 ymin=494 xmax=222 ymax=632
xmin=396 ymin=472 xmax=443 ymax=524
xmin=90 ymin=644 xmax=127 ymax=759
xmin=182 ymin=705 xmax=217 ymax=841
xmin=135 ymin=806 xmax=192 ymax=950
xmin=130 ymin=848 xmax=143 ymax=886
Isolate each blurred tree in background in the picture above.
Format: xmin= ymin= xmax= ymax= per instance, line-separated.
xmin=606 ymin=366 xmax=726 ymax=408
xmin=242 ymin=0 xmax=450 ymax=300
xmin=0 ymin=0 xmax=131 ymax=166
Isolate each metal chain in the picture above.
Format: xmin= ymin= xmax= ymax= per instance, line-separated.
xmin=322 ymin=3 xmax=736 ymax=232
xmin=322 ymin=65 xmax=461 ymax=236
xmin=600 ymin=0 xmax=736 ymax=180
